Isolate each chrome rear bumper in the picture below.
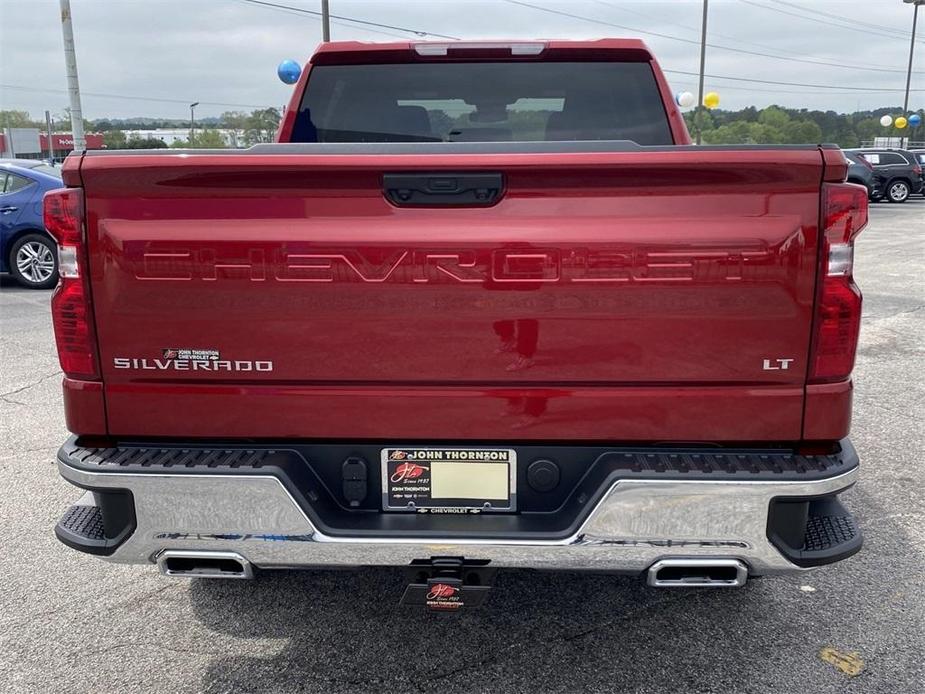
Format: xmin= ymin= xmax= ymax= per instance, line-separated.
xmin=57 ymin=455 xmax=860 ymax=576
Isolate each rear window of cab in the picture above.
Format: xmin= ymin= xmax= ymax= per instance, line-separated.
xmin=291 ymin=61 xmax=674 ymax=146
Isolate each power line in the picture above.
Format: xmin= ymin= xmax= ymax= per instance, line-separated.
xmin=0 ymin=84 xmax=269 ymax=109
xmin=669 ymin=81 xmax=909 ymax=96
xmin=593 ymin=0 xmax=799 ymax=50
xmin=741 ymin=0 xmax=925 ymax=44
xmin=253 ymin=0 xmax=913 ymax=84
xmin=2 ymin=78 xmax=897 ymax=117
xmin=8 ymin=3 xmax=918 ymax=114
xmin=590 ymin=0 xmax=909 ymax=72
xmin=503 ymin=0 xmax=910 ymax=74
xmin=664 ymin=69 xmax=923 ymax=92
xmin=703 ymin=43 xmax=906 ymax=76
xmin=502 ymin=1 xmax=711 ymax=46
xmin=231 ymin=0 xmax=409 ymax=39
xmin=771 ymin=0 xmax=922 ymax=41
xmin=237 ymin=0 xmax=460 ymax=40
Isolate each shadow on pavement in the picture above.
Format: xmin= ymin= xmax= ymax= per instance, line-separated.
xmin=189 ymin=567 xmax=792 ymax=693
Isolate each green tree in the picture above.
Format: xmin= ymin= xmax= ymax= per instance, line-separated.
xmin=854 ymin=117 xmax=882 ymax=144
xmin=243 ymin=108 xmax=281 ymax=145
xmin=103 ymin=130 xmax=126 ymax=149
xmin=783 ymin=120 xmax=823 ymax=144
xmin=686 ymin=104 xmax=904 ymax=146
xmin=702 ymin=120 xmax=752 ymax=144
xmin=748 ymin=122 xmax=784 ymax=143
xmin=739 ymin=106 xmax=759 ymax=122
xmin=196 ymin=130 xmax=228 ymax=148
xmin=683 ymin=108 xmax=716 ymax=142
xmin=54 ymin=107 xmax=92 ymax=135
xmin=758 ymin=106 xmax=790 ymax=130
xmin=170 ymin=130 xmax=227 ymax=148
xmin=126 ymin=136 xmax=168 ymax=149
xmin=0 ymin=110 xmax=39 ymax=128
xmin=220 ymin=111 xmax=249 ymax=147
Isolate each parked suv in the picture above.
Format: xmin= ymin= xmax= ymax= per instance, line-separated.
xmin=910 ymin=150 xmax=925 ymax=194
xmin=849 ymin=148 xmax=923 ymax=203
xmin=843 ymin=150 xmax=882 ymax=201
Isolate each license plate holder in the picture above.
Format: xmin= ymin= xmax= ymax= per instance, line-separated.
xmin=381 ymin=447 xmax=516 ymax=513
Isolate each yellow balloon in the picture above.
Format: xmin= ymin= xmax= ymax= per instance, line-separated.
xmin=703 ymin=91 xmax=720 ymax=109
xmin=895 ymin=116 xmax=908 ymax=129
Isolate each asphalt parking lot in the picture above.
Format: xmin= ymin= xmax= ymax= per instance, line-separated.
xmin=1 ymin=198 xmax=923 ymax=693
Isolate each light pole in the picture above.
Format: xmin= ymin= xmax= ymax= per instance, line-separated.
xmin=45 ymin=110 xmax=55 ymax=163
xmin=189 ymin=102 xmax=199 ymax=145
xmin=696 ymin=0 xmax=709 ymax=144
xmin=58 ymin=0 xmax=85 ymax=151
xmin=321 ymin=0 xmax=330 ymax=41
xmin=903 ymin=0 xmax=923 ymax=115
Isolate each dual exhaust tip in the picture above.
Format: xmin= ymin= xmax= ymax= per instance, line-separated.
xmin=647 ymin=558 xmax=748 ymax=588
xmin=155 ymin=551 xmax=748 ymax=588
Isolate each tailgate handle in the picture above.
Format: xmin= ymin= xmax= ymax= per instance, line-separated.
xmin=383 ymin=172 xmax=504 ymax=207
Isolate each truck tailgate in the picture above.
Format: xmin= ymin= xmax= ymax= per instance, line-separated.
xmin=78 ymin=146 xmax=825 ymax=441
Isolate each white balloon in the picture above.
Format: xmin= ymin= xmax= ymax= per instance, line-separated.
xmin=879 ymin=115 xmax=893 ymax=127
xmin=676 ymin=91 xmax=695 ymax=108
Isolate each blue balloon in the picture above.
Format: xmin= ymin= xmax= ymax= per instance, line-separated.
xmin=909 ymin=114 xmax=922 ymax=127
xmin=277 ymin=59 xmax=302 ymax=85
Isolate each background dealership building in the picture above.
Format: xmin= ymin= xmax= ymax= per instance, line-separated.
xmin=1 ymin=127 xmax=104 ymax=161
xmin=2 ymin=127 xmax=241 ymax=159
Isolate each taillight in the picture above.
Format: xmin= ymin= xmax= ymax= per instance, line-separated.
xmin=43 ymin=188 xmax=99 ymax=380
xmin=810 ymin=183 xmax=867 ymax=382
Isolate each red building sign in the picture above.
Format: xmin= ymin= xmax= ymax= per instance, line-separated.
xmin=40 ymin=133 xmax=105 ymax=150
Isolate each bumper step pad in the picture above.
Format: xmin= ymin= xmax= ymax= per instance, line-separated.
xmin=768 ymin=496 xmax=862 ymax=567
xmin=54 ymin=491 xmax=136 ymax=556
xmin=804 ymin=513 xmax=859 ymax=553
xmin=55 ymin=502 xmax=111 ymax=555
xmin=59 ymin=504 xmax=105 ymax=542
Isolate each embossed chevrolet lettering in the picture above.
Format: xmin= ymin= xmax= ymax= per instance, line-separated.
xmin=135 ymin=245 xmax=774 ymax=283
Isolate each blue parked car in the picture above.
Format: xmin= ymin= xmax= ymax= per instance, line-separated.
xmin=1 ymin=159 xmax=63 ymax=289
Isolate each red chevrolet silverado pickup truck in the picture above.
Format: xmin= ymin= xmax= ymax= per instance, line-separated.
xmin=49 ymin=39 xmax=865 ymax=604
